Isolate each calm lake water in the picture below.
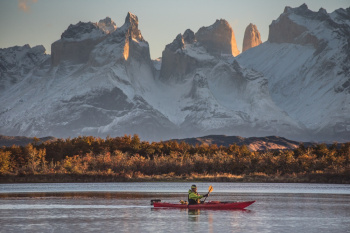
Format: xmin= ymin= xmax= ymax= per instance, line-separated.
xmin=0 ymin=183 xmax=349 ymax=233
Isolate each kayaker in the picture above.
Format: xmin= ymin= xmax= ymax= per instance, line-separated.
xmin=188 ymin=184 xmax=209 ymax=204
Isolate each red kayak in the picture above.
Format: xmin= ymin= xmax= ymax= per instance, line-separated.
xmin=153 ymin=201 xmax=255 ymax=210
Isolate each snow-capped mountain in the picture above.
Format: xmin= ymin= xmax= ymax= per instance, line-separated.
xmin=0 ymin=12 xmax=177 ymax=141
xmin=0 ymin=5 xmax=349 ymax=142
xmin=237 ymin=4 xmax=350 ymax=142
xmin=156 ymin=25 xmax=305 ymax=139
xmin=0 ymin=44 xmax=49 ymax=90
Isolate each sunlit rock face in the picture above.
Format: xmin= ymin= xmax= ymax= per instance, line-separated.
xmin=242 ymin=23 xmax=262 ymax=52
xmin=97 ymin=17 xmax=117 ymax=34
xmin=195 ymin=19 xmax=240 ymax=56
xmin=123 ymin=12 xmax=143 ymax=41
xmin=51 ymin=12 xmax=151 ymax=67
xmin=90 ymin=12 xmax=152 ymax=65
xmin=160 ymin=19 xmax=241 ymax=82
xmin=121 ymin=12 xmax=151 ymax=62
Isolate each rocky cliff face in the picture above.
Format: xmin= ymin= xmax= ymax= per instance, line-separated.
xmin=90 ymin=12 xmax=152 ymax=66
xmin=50 ymin=12 xmax=152 ymax=68
xmin=195 ymin=19 xmax=240 ymax=56
xmin=51 ymin=22 xmax=106 ymax=66
xmin=122 ymin=12 xmax=151 ymax=62
xmin=242 ymin=23 xmax=262 ymax=52
xmin=268 ymin=4 xmax=331 ymax=48
xmin=159 ymin=30 xmax=200 ymax=82
xmin=160 ymin=19 xmax=241 ymax=82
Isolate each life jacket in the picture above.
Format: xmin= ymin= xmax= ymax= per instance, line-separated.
xmin=188 ymin=189 xmax=202 ymax=205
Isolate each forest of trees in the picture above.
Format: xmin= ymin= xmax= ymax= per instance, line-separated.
xmin=0 ymin=135 xmax=349 ymax=183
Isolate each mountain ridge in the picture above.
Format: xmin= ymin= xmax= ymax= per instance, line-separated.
xmin=0 ymin=4 xmax=349 ymax=142
xmin=237 ymin=4 xmax=350 ymax=142
xmin=169 ymin=135 xmax=319 ymax=151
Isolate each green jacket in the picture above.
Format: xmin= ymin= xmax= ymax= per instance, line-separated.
xmin=188 ymin=189 xmax=203 ymax=204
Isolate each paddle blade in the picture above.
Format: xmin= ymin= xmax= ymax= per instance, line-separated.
xmin=208 ymin=185 xmax=213 ymax=193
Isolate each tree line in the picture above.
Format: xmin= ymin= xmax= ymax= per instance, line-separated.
xmin=0 ymin=135 xmax=349 ymax=183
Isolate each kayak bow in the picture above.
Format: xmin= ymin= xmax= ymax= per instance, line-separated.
xmin=153 ymin=200 xmax=255 ymax=210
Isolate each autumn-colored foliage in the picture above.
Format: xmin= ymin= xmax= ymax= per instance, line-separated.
xmin=0 ymin=135 xmax=349 ymax=183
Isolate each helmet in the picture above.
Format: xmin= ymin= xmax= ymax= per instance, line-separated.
xmin=191 ymin=185 xmax=197 ymax=189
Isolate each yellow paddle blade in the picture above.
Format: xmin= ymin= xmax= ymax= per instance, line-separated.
xmin=208 ymin=185 xmax=213 ymax=193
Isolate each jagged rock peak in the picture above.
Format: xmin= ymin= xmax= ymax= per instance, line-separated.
xmin=165 ymin=33 xmax=185 ymax=52
xmin=242 ymin=23 xmax=262 ymax=52
xmin=268 ymin=4 xmax=321 ymax=45
xmin=60 ymin=21 xmax=105 ymax=41
xmin=284 ymin=3 xmax=309 ymax=14
xmin=1 ymin=44 xmax=29 ymax=53
xmin=0 ymin=44 xmax=47 ymax=68
xmin=318 ymin=8 xmax=327 ymax=15
xmin=269 ymin=3 xmax=348 ymax=47
xmin=333 ymin=7 xmax=350 ymax=17
xmin=123 ymin=12 xmax=143 ymax=41
xmin=125 ymin=12 xmax=138 ymax=26
xmin=97 ymin=17 xmax=117 ymax=34
xmin=195 ymin=19 xmax=240 ymax=56
xmin=160 ymin=29 xmax=199 ymax=82
xmin=331 ymin=7 xmax=350 ymax=25
xmin=166 ymin=29 xmax=196 ymax=52
xmin=183 ymin=29 xmax=196 ymax=44
xmin=284 ymin=4 xmax=330 ymax=21
xmin=1 ymin=44 xmax=47 ymax=61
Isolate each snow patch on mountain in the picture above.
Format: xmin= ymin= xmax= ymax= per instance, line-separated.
xmin=0 ymin=44 xmax=49 ymax=91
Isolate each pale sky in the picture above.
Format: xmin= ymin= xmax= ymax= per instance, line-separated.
xmin=0 ymin=0 xmax=349 ymax=59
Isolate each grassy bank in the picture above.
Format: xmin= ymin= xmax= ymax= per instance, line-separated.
xmin=1 ymin=172 xmax=349 ymax=184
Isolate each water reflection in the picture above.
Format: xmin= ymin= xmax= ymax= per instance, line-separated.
xmin=188 ymin=209 xmax=200 ymax=222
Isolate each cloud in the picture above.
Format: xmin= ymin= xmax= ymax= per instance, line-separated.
xmin=18 ymin=0 xmax=38 ymax=12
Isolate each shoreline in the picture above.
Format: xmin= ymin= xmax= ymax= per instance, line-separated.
xmin=1 ymin=173 xmax=349 ymax=184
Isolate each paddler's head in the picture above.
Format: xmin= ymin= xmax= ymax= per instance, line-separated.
xmin=191 ymin=184 xmax=197 ymax=192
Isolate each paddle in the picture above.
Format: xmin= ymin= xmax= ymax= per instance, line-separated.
xmin=203 ymin=185 xmax=213 ymax=202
